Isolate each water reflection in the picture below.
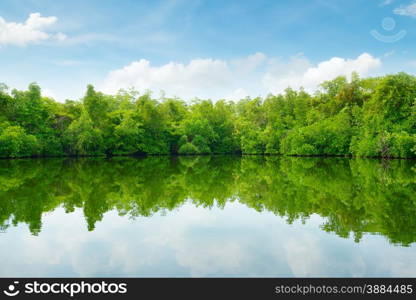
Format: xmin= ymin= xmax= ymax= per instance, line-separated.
xmin=0 ymin=156 xmax=415 ymax=276
xmin=1 ymin=156 xmax=415 ymax=246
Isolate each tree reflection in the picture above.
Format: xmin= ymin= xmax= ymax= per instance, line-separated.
xmin=0 ymin=156 xmax=415 ymax=246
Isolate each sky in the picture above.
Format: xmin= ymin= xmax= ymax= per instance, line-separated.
xmin=1 ymin=0 xmax=416 ymax=101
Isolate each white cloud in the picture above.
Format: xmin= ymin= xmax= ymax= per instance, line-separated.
xmin=380 ymin=0 xmax=394 ymax=6
xmin=42 ymin=88 xmax=57 ymax=99
xmin=102 ymin=53 xmax=381 ymax=101
xmin=263 ymin=53 xmax=381 ymax=94
xmin=59 ymin=33 xmax=118 ymax=46
xmin=226 ymin=88 xmax=250 ymax=101
xmin=103 ymin=58 xmax=235 ymax=100
xmin=394 ymin=2 xmax=416 ymax=17
xmin=53 ymin=32 xmax=67 ymax=42
xmin=231 ymin=52 xmax=266 ymax=75
xmin=0 ymin=13 xmax=66 ymax=46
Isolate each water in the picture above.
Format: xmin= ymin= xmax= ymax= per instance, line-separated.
xmin=0 ymin=156 xmax=415 ymax=277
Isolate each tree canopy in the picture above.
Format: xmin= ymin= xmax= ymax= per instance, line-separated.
xmin=1 ymin=72 xmax=415 ymax=158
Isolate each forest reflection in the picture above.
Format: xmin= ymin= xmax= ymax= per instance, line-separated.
xmin=0 ymin=156 xmax=415 ymax=246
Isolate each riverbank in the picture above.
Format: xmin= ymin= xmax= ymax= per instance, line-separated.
xmin=1 ymin=152 xmax=416 ymax=160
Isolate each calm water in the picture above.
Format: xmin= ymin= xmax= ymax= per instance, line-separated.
xmin=0 ymin=156 xmax=415 ymax=277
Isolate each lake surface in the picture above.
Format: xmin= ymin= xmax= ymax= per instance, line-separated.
xmin=0 ymin=156 xmax=415 ymax=277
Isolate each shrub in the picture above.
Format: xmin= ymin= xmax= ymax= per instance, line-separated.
xmin=0 ymin=125 xmax=39 ymax=157
xmin=178 ymin=142 xmax=200 ymax=155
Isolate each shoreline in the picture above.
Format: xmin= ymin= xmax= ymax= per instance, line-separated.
xmin=1 ymin=153 xmax=416 ymax=160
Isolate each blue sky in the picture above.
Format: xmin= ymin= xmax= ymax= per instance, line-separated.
xmin=1 ymin=0 xmax=416 ymax=101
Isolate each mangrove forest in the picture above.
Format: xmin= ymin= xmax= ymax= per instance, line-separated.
xmin=0 ymin=72 xmax=415 ymax=159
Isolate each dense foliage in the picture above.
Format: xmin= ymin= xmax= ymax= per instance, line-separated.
xmin=0 ymin=156 xmax=415 ymax=246
xmin=1 ymin=72 xmax=415 ymax=158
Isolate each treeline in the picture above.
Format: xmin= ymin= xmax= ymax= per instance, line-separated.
xmin=1 ymin=156 xmax=415 ymax=245
xmin=0 ymin=72 xmax=415 ymax=158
